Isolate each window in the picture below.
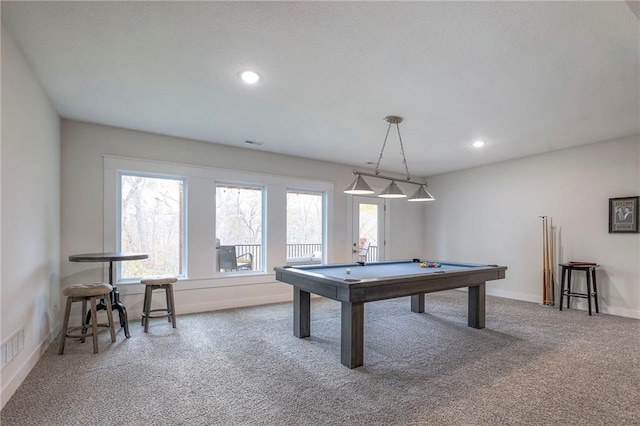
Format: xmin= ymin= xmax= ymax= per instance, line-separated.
xmin=106 ymin=155 xmax=333 ymax=283
xmin=358 ymin=202 xmax=380 ymax=262
xmin=215 ymin=183 xmax=264 ymax=272
xmin=286 ymin=191 xmax=325 ymax=265
xmin=120 ymin=173 xmax=186 ymax=279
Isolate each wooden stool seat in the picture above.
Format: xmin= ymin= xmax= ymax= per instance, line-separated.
xmin=58 ymin=283 xmax=116 ymax=354
xmin=559 ymin=263 xmax=599 ymax=315
xmin=140 ymin=276 xmax=178 ymax=332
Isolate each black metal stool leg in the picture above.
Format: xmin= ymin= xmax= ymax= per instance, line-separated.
xmin=586 ymin=270 xmax=593 ymax=316
xmin=143 ymin=285 xmax=153 ymax=332
xmin=559 ymin=264 xmax=600 ymax=316
xmin=566 ymin=268 xmax=572 ymax=309
xmin=81 ymin=300 xmax=88 ymax=343
xmin=559 ymin=266 xmax=567 ymax=311
xmin=168 ymin=284 xmax=177 ymax=328
xmin=591 ymin=267 xmax=599 ymax=313
xmin=114 ymin=301 xmax=130 ymax=338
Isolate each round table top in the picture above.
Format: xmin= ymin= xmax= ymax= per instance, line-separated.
xmin=69 ymin=252 xmax=149 ymax=262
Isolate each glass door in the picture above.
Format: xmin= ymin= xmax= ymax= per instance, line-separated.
xmin=351 ymin=196 xmax=386 ymax=262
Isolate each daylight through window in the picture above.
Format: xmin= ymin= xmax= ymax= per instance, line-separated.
xmin=120 ymin=173 xmax=185 ymax=279
xmin=216 ymin=184 xmax=264 ymax=272
xmin=286 ymin=191 xmax=324 ymax=265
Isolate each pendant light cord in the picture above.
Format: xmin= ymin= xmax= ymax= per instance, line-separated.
xmin=374 ymin=116 xmax=412 ymax=181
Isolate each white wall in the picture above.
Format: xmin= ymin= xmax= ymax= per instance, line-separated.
xmin=1 ymin=25 xmax=61 ymax=408
xmin=61 ymin=120 xmax=425 ymax=319
xmin=425 ymin=136 xmax=640 ymax=318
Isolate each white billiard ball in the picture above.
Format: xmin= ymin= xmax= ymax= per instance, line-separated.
xmin=346 ymin=268 xmax=352 ymax=274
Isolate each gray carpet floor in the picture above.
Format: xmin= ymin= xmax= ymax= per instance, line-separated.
xmin=1 ymin=290 xmax=639 ymax=425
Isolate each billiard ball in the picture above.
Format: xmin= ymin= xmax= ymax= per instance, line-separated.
xmin=346 ymin=268 xmax=352 ymax=274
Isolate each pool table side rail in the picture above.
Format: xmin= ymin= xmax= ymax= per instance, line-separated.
xmin=275 ymin=269 xmax=342 ymax=299
xmin=284 ymin=259 xmax=491 ymax=270
xmin=274 ymin=264 xmax=507 ymax=303
xmin=359 ymin=267 xmax=506 ymax=302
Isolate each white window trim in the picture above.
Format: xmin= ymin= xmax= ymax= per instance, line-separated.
xmin=103 ymin=155 xmax=334 ymax=287
xmin=285 ymin=189 xmax=328 ymax=265
xmin=215 ymin=181 xmax=266 ymax=274
xmin=117 ymin=171 xmax=188 ymax=282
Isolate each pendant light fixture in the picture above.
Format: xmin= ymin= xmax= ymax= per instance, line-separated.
xmin=343 ymin=174 xmax=375 ymax=195
xmin=378 ymin=181 xmax=406 ymax=198
xmin=344 ymin=116 xmax=435 ymax=201
xmin=408 ymin=185 xmax=435 ymax=202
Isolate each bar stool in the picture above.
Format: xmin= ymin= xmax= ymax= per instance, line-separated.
xmin=58 ymin=283 xmax=116 ymax=354
xmin=140 ymin=276 xmax=178 ymax=332
xmin=559 ymin=263 xmax=599 ymax=315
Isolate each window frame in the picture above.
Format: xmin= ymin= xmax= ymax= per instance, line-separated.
xmin=285 ymin=189 xmax=327 ymax=265
xmin=117 ymin=170 xmax=188 ymax=283
xmin=214 ymin=181 xmax=267 ymax=275
xmin=103 ymin=155 xmax=334 ymax=290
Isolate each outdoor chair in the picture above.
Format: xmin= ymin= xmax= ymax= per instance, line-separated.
xmin=219 ymin=245 xmax=253 ymax=271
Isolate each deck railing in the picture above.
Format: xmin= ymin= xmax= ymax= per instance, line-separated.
xmin=286 ymin=243 xmax=323 ymax=258
xmin=366 ymin=245 xmax=378 ymax=262
xmin=233 ymin=244 xmax=262 ymax=271
xmin=220 ymin=243 xmax=378 ymax=271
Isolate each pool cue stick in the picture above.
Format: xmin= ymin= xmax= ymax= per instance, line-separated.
xmin=540 ymin=216 xmax=548 ymax=304
xmin=541 ymin=216 xmax=545 ymax=304
xmin=544 ymin=216 xmax=550 ymax=305
xmin=544 ymin=216 xmax=549 ymax=305
xmin=548 ymin=217 xmax=555 ymax=305
xmin=546 ymin=217 xmax=553 ymax=305
xmin=542 ymin=216 xmax=555 ymax=306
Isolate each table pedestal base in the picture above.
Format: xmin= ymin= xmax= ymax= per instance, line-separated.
xmin=86 ymin=288 xmax=130 ymax=338
xmin=69 ymin=253 xmax=149 ymax=339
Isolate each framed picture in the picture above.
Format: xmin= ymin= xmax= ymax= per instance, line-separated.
xmin=609 ymin=196 xmax=639 ymax=233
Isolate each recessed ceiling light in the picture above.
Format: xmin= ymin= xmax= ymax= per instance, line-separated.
xmin=240 ymin=71 xmax=260 ymax=84
xmin=472 ymin=140 xmax=485 ymax=148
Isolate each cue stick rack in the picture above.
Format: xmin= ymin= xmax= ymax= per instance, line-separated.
xmin=539 ymin=216 xmax=555 ymax=306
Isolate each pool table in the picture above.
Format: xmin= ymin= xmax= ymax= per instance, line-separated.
xmin=274 ymin=259 xmax=507 ymax=368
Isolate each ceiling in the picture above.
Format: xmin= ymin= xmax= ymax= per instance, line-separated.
xmin=2 ymin=1 xmax=639 ymax=177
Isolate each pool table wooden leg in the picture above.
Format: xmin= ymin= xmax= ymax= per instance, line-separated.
xmin=341 ymin=301 xmax=364 ymax=369
xmin=468 ymin=283 xmax=485 ymax=329
xmin=293 ymin=287 xmax=310 ymax=338
xmin=411 ymin=294 xmax=425 ymax=313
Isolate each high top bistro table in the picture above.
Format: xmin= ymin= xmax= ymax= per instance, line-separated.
xmin=69 ymin=252 xmax=149 ymax=338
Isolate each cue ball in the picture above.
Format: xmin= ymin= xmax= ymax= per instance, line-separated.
xmin=346 ymin=268 xmax=352 ymax=274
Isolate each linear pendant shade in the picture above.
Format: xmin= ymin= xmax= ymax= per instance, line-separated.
xmin=408 ymin=185 xmax=435 ymax=202
xmin=378 ymin=181 xmax=407 ymax=198
xmin=343 ymin=116 xmax=435 ymax=202
xmin=344 ymin=175 xmax=375 ymax=195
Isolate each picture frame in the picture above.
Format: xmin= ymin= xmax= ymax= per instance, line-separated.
xmin=609 ymin=196 xmax=639 ymax=233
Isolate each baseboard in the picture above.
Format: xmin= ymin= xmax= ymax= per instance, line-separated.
xmin=561 ymin=300 xmax=640 ymax=319
xmin=484 ymin=288 xmax=541 ymax=304
xmin=180 ymin=291 xmax=293 ymax=315
xmin=600 ymin=306 xmax=640 ymax=319
xmin=486 ymin=288 xmax=640 ymax=319
xmin=1 ymin=324 xmax=60 ymax=410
